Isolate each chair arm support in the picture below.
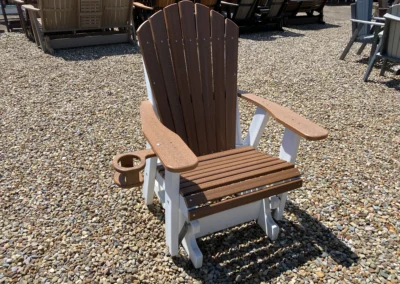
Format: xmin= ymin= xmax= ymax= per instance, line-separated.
xmin=133 ymin=2 xmax=154 ymax=10
xmin=384 ymin=13 xmax=400 ymax=22
xmin=221 ymin=1 xmax=239 ymax=6
xmin=350 ymin=19 xmax=385 ymax=26
xmin=373 ymin=16 xmax=385 ymax=22
xmin=238 ymin=93 xmax=328 ymax=141
xmin=22 ymin=4 xmax=39 ymax=11
xmin=13 ymin=0 xmax=25 ymax=4
xmin=140 ymin=101 xmax=198 ymax=173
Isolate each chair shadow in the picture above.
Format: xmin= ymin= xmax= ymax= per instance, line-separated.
xmin=287 ymin=22 xmax=341 ymax=31
xmin=172 ymin=200 xmax=358 ymax=282
xmin=54 ymin=42 xmax=140 ymax=61
xmin=240 ymin=29 xmax=305 ymax=41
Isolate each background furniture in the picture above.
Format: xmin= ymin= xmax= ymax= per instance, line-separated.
xmin=364 ymin=4 xmax=400 ymax=80
xmin=24 ymin=0 xmax=134 ymax=54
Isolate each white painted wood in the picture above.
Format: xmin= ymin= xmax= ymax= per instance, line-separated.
xmin=257 ymin=198 xmax=280 ymax=240
xmin=243 ymin=107 xmax=270 ymax=148
xmin=235 ymin=98 xmax=243 ymax=147
xmin=154 ymin=179 xmax=166 ymax=209
xmin=273 ymin=128 xmax=301 ymax=220
xmin=142 ymin=142 xmax=157 ymax=205
xmin=164 ymin=170 xmax=180 ymax=256
xmin=182 ymin=220 xmax=203 ymax=268
xmin=195 ymin=201 xmax=262 ymax=238
xmin=143 ymin=62 xmax=159 ymax=117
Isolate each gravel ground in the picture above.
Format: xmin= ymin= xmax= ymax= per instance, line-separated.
xmin=1 ymin=7 xmax=399 ymax=284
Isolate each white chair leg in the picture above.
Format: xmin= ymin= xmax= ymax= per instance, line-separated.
xmin=182 ymin=220 xmax=203 ymax=268
xmin=164 ymin=171 xmax=180 ymax=256
xmin=274 ymin=128 xmax=301 ymax=220
xmin=257 ymin=197 xmax=280 ymax=240
xmin=142 ymin=156 xmax=157 ymax=205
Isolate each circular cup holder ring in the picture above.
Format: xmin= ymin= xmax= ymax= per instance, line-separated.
xmin=112 ymin=149 xmax=156 ymax=188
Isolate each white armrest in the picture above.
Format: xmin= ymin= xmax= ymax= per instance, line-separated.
xmin=350 ymin=19 xmax=385 ymax=26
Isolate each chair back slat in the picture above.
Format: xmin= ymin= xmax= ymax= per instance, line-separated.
xmin=387 ymin=16 xmax=400 ymax=57
xmin=138 ymin=21 xmax=177 ymax=133
xmin=137 ymin=1 xmax=239 ymax=155
xmin=149 ymin=11 xmax=189 ymax=143
xmin=196 ymin=4 xmax=217 ymax=152
xmin=268 ymin=0 xmax=285 ymax=18
xmin=355 ymin=0 xmax=372 ymax=35
xmin=180 ymin=1 xmax=209 ymax=155
xmin=225 ymin=19 xmax=239 ymax=149
xmin=211 ymin=10 xmax=228 ymax=152
xmin=164 ymin=3 xmax=200 ymax=154
xmin=234 ymin=0 xmax=258 ymax=20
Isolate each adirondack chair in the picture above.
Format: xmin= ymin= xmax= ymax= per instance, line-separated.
xmin=1 ymin=0 xmax=21 ymax=32
xmin=112 ymin=1 xmax=328 ymax=268
xmin=195 ymin=0 xmax=221 ymax=10
xmin=133 ymin=0 xmax=176 ymax=30
xmin=364 ymin=4 xmax=400 ymax=80
xmin=221 ymin=0 xmax=261 ymax=25
xmin=256 ymin=0 xmax=287 ymax=30
xmin=340 ymin=0 xmax=385 ymax=60
xmin=282 ymin=0 xmax=326 ymax=26
xmin=23 ymin=0 xmax=134 ymax=54
xmin=13 ymin=0 xmax=37 ymax=40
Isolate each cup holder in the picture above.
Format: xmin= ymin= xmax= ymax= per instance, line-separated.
xmin=112 ymin=149 xmax=156 ymax=188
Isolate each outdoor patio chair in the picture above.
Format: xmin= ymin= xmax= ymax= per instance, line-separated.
xmin=364 ymin=4 xmax=400 ymax=80
xmin=256 ymin=0 xmax=287 ymax=30
xmin=23 ymin=0 xmax=134 ymax=54
xmin=112 ymin=1 xmax=328 ymax=268
xmin=13 ymin=0 xmax=37 ymax=40
xmin=133 ymin=0 xmax=176 ymax=29
xmin=1 ymin=0 xmax=21 ymax=32
xmin=221 ymin=0 xmax=260 ymax=25
xmin=282 ymin=0 xmax=326 ymax=26
xmin=340 ymin=0 xmax=385 ymax=60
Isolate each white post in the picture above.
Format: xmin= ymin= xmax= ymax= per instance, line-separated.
xmin=274 ymin=128 xmax=301 ymax=220
xmin=257 ymin=197 xmax=280 ymax=240
xmin=243 ymin=107 xmax=269 ymax=148
xmin=142 ymin=142 xmax=157 ymax=205
xmin=235 ymin=98 xmax=243 ymax=147
xmin=164 ymin=170 xmax=181 ymax=256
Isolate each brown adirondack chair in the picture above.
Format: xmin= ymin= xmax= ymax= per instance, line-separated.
xmin=112 ymin=0 xmax=328 ymax=268
xmin=133 ymin=0 xmax=176 ymax=29
xmin=23 ymin=0 xmax=134 ymax=54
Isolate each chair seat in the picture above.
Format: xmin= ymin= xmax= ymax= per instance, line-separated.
xmin=158 ymin=146 xmax=302 ymax=220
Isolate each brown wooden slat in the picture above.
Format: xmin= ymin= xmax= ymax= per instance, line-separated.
xmin=182 ymin=152 xmax=273 ymax=177
xmin=196 ymin=4 xmax=216 ymax=153
xmin=149 ymin=11 xmax=188 ymax=144
xmin=198 ymin=146 xmax=254 ymax=162
xmin=164 ymin=3 xmax=200 ymax=155
xmin=180 ymin=162 xmax=294 ymax=196
xmin=225 ymin=18 xmax=239 ymax=150
xmin=185 ymin=168 xmax=301 ymax=207
xmin=137 ymin=21 xmax=176 ymax=133
xmin=211 ymin=10 xmax=226 ymax=152
xmin=180 ymin=159 xmax=288 ymax=188
xmin=179 ymin=1 xmax=208 ymax=155
xmin=182 ymin=156 xmax=278 ymax=180
xmin=188 ymin=179 xmax=303 ymax=220
xmin=157 ymin=149 xmax=262 ymax=178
